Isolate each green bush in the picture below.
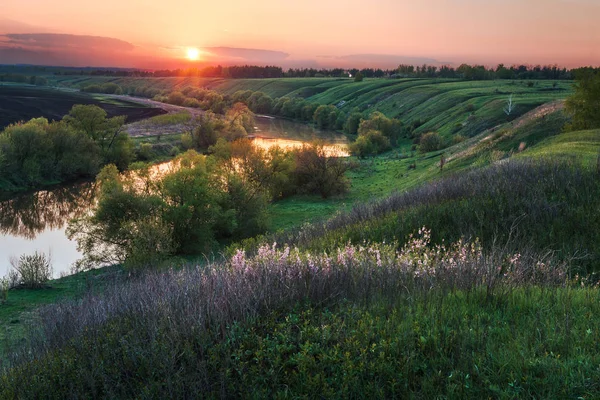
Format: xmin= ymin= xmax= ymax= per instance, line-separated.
xmin=350 ymin=129 xmax=391 ymax=158
xmin=419 ymin=131 xmax=444 ymax=153
xmin=137 ymin=143 xmax=154 ymax=161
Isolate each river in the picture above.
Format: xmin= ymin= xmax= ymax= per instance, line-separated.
xmin=0 ymin=117 xmax=348 ymax=278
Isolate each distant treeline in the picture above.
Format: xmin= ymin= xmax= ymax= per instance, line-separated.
xmin=55 ymin=64 xmax=600 ymax=80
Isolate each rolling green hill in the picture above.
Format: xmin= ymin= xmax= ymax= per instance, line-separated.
xmin=47 ymin=75 xmax=572 ymax=141
xmin=5 ymin=75 xmax=600 ymax=398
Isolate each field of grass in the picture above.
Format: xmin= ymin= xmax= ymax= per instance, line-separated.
xmin=45 ymin=75 xmax=572 ymax=140
xmin=0 ymin=266 xmax=122 ymax=357
xmin=4 ymin=74 xmax=600 ymax=398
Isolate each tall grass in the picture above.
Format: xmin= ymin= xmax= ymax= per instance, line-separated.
xmin=1 ymin=232 xmax=574 ymax=398
xmin=243 ymin=159 xmax=600 ymax=271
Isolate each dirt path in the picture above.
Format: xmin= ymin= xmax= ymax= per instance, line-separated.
xmin=105 ymin=94 xmax=205 ymax=117
xmin=103 ymin=94 xmax=204 ymax=137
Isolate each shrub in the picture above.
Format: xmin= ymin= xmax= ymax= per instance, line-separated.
xmin=9 ymin=252 xmax=52 ymax=288
xmin=419 ymin=131 xmax=443 ymax=153
xmin=0 ymin=277 xmax=8 ymax=304
xmin=182 ymin=98 xmax=201 ymax=108
xmin=180 ymin=132 xmax=193 ymax=150
xmin=349 ymin=129 xmax=391 ymax=158
xmin=453 ymin=134 xmax=466 ymax=144
xmin=137 ymin=143 xmax=154 ymax=161
xmin=294 ymin=143 xmax=350 ymax=198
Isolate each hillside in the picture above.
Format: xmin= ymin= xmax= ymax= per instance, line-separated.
xmin=46 ymin=75 xmax=572 ymax=140
xmin=4 ymin=76 xmax=600 ymax=398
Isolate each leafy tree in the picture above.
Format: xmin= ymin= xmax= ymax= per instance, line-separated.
xmin=357 ymin=112 xmax=404 ymax=145
xmin=419 ymin=132 xmax=444 ymax=153
xmin=0 ymin=117 xmax=102 ymax=188
xmin=344 ymin=110 xmax=363 ymax=135
xmin=350 ymin=130 xmax=391 ymax=158
xmin=565 ymin=69 xmax=600 ymax=130
xmin=354 ymin=71 xmax=364 ymax=82
xmin=191 ymin=112 xmax=224 ymax=148
xmin=294 ymin=142 xmax=350 ymax=198
xmin=313 ymin=105 xmax=338 ymax=129
xmin=63 ymin=105 xmax=128 ymax=157
xmin=226 ymin=102 xmax=255 ymax=134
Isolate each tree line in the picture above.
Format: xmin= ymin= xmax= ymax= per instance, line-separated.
xmin=49 ymin=64 xmax=600 ymax=81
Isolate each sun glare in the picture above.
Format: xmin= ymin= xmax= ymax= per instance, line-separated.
xmin=186 ymin=47 xmax=200 ymax=61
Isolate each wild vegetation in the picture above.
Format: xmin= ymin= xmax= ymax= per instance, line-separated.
xmin=1 ymin=67 xmax=600 ymax=398
xmin=0 ymin=106 xmax=131 ymax=192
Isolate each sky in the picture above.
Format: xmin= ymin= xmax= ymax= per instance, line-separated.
xmin=1 ymin=0 xmax=599 ymax=69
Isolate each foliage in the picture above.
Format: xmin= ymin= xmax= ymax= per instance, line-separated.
xmin=1 ymin=233 xmax=583 ymax=399
xmin=344 ymin=110 xmax=363 ymax=135
xmin=565 ymin=69 xmax=600 ymax=131
xmin=63 ymin=104 xmax=133 ymax=168
xmin=137 ymin=142 xmax=154 ymax=161
xmin=0 ymin=278 xmax=8 ymax=304
xmin=313 ymin=105 xmax=339 ymax=130
xmin=0 ymin=117 xmax=102 ymax=189
xmin=81 ymin=82 xmax=122 ymax=94
xmin=8 ymin=252 xmax=52 ymax=289
xmin=349 ymin=129 xmax=391 ymax=157
xmin=357 ymin=111 xmax=404 ymax=145
xmin=419 ymin=131 xmax=444 ymax=152
xmin=68 ymin=150 xmax=272 ymax=269
xmin=294 ymin=142 xmax=350 ymax=198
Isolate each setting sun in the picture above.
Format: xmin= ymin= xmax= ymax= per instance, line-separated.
xmin=186 ymin=47 xmax=200 ymax=61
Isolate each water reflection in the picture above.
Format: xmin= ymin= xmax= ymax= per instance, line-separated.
xmin=254 ymin=116 xmax=349 ymax=144
xmin=253 ymin=116 xmax=349 ymax=157
xmin=251 ymin=137 xmax=349 ymax=157
xmin=0 ymin=182 xmax=95 ymax=240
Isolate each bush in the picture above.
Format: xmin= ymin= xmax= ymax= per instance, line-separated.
xmin=0 ymin=277 xmax=8 ymax=304
xmin=137 ymin=143 xmax=154 ymax=161
xmin=9 ymin=252 xmax=52 ymax=288
xmin=419 ymin=131 xmax=443 ymax=153
xmin=350 ymin=129 xmax=391 ymax=158
xmin=294 ymin=143 xmax=350 ymax=198
xmin=180 ymin=132 xmax=193 ymax=150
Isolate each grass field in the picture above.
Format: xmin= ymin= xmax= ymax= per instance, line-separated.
xmin=44 ymin=75 xmax=573 ymax=140
xmin=4 ymin=74 xmax=600 ymax=397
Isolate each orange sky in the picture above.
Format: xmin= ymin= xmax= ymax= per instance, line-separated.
xmin=1 ymin=0 xmax=599 ymax=68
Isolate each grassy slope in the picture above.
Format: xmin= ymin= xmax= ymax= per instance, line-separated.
xmin=0 ymin=266 xmax=122 ymax=356
xmin=48 ymin=75 xmax=572 ymax=139
xmin=4 ymin=77 xmax=600 ymax=396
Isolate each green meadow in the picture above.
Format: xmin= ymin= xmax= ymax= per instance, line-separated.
xmin=4 ymin=74 xmax=600 ymax=398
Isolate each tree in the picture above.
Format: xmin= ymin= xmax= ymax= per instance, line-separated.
xmin=63 ymin=105 xmax=128 ymax=156
xmin=344 ymin=110 xmax=363 ymax=135
xmin=565 ymin=69 xmax=600 ymax=131
xmin=294 ymin=142 xmax=349 ymax=198
xmin=226 ymin=102 xmax=255 ymax=134
xmin=419 ymin=132 xmax=444 ymax=153
xmin=354 ymin=71 xmax=364 ymax=82
xmin=349 ymin=130 xmax=391 ymax=158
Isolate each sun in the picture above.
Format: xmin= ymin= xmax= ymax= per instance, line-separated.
xmin=186 ymin=47 xmax=200 ymax=61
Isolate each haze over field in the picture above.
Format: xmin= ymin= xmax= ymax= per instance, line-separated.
xmin=1 ymin=0 xmax=599 ymax=68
